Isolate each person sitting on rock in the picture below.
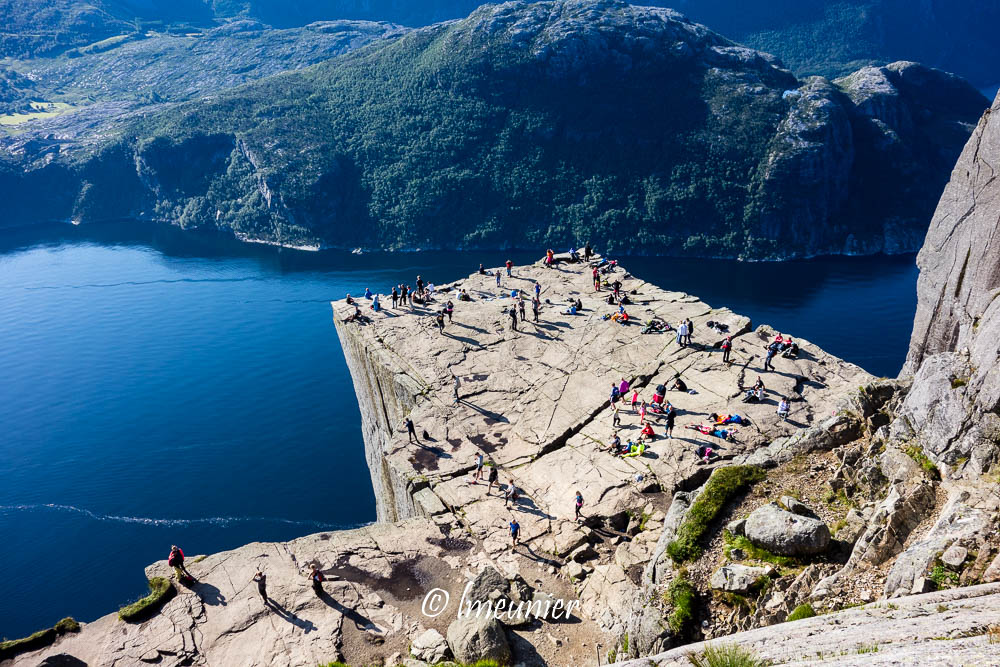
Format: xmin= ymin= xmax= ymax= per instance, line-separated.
xmin=695 ymin=444 xmax=718 ymax=463
xmin=345 ymin=293 xmax=355 ymax=305
xmin=638 ymin=422 xmax=656 ymax=442
xmin=777 ymin=398 xmax=791 ymax=420
xmin=459 ymin=289 xmax=472 ymax=302
xmin=479 ymin=263 xmax=487 ymax=275
xmin=782 ymin=341 xmax=800 ymax=358
xmin=670 ymin=377 xmax=688 ymax=392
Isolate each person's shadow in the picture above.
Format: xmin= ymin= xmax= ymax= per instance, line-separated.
xmin=265 ymin=598 xmax=317 ymax=633
xmin=316 ymin=589 xmax=377 ymax=632
xmin=193 ymin=581 xmax=227 ymax=607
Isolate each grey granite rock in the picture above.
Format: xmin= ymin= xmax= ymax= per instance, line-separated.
xmin=744 ymin=503 xmax=831 ymax=556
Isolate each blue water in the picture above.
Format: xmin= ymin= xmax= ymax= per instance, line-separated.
xmin=0 ymin=222 xmax=917 ymax=638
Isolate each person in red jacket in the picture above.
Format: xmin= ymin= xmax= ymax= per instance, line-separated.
xmin=168 ymin=545 xmax=194 ymax=582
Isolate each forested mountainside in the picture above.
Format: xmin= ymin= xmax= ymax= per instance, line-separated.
xmin=0 ymin=1 xmax=986 ymax=257
xmin=4 ymin=0 xmax=998 ymax=91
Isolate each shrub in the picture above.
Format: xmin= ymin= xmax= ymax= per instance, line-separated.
xmin=903 ymin=444 xmax=940 ymax=480
xmin=667 ymin=466 xmax=766 ymax=563
xmin=118 ymin=577 xmax=176 ymax=622
xmin=786 ymin=603 xmax=816 ymax=621
xmin=687 ymin=643 xmax=771 ymax=667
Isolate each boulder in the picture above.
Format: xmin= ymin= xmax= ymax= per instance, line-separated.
xmin=780 ymin=496 xmax=811 ymax=516
xmin=941 ymin=544 xmax=968 ymax=569
xmin=726 ymin=518 xmax=747 ymax=536
xmin=565 ymin=561 xmax=588 ymax=581
xmin=446 ymin=612 xmax=511 ymax=665
xmin=836 ymin=508 xmax=867 ymax=545
xmin=409 ymin=629 xmax=450 ymax=664
xmin=982 ymin=552 xmax=1000 ymax=583
xmin=745 ymin=503 xmax=831 ymax=555
xmin=569 ymin=543 xmax=598 ymax=562
xmin=466 ymin=567 xmax=509 ymax=605
xmin=710 ymin=564 xmax=770 ymax=593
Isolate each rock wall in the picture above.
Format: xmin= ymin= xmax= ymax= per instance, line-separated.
xmin=896 ymin=89 xmax=1000 ymax=479
xmin=333 ymin=312 xmax=427 ymax=521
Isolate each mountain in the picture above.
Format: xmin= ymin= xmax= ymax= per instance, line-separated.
xmin=6 ymin=1 xmax=999 ymax=92
xmin=0 ymin=0 xmax=988 ymax=258
xmin=668 ymin=0 xmax=1000 ymax=91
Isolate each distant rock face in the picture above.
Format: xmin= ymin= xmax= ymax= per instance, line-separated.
xmin=744 ymin=502 xmax=831 ymax=555
xmin=898 ymin=90 xmax=1000 ymax=479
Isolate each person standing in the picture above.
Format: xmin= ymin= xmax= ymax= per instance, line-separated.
xmin=446 ymin=300 xmax=454 ymax=322
xmin=253 ymin=571 xmax=268 ymax=604
xmin=509 ymin=305 xmax=518 ymax=331
xmin=518 ymin=296 xmax=526 ymax=321
xmin=435 ymin=310 xmax=446 ymax=334
xmin=405 ymin=417 xmax=418 ymax=443
xmin=495 ymin=270 xmax=502 ymax=287
xmin=391 ymin=286 xmax=398 ymax=308
xmin=665 ymin=404 xmax=676 ymax=439
xmin=453 ymin=374 xmax=461 ymax=405
xmin=764 ymin=341 xmax=779 ymax=371
xmin=685 ymin=318 xmax=694 ymax=345
xmin=487 ymin=460 xmax=499 ymax=494
xmin=611 ymin=402 xmax=622 ymax=428
xmin=584 ymin=243 xmax=593 ymax=261
xmin=677 ymin=321 xmax=688 ymax=348
xmin=168 ymin=545 xmax=193 ymax=582
xmin=721 ymin=336 xmax=732 ymax=364
xmin=574 ymin=491 xmax=584 ymax=522
xmin=534 ymin=282 xmax=541 ymax=300
xmin=509 ymin=518 xmax=520 ymax=548
xmin=473 ymin=451 xmax=484 ymax=482
xmin=532 ymin=296 xmax=540 ymax=322
xmin=505 ymin=259 xmax=513 ymax=277
xmin=309 ymin=565 xmax=325 ymax=594
xmin=504 ymin=481 xmax=517 ymax=507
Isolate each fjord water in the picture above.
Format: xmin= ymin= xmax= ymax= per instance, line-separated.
xmin=0 ymin=222 xmax=916 ymax=638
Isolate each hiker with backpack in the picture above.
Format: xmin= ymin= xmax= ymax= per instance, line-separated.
xmin=309 ymin=564 xmax=325 ymax=594
xmin=168 ymin=545 xmax=193 ymax=582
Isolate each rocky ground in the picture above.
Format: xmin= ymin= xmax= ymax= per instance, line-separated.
xmin=11 ymin=234 xmax=1000 ymax=664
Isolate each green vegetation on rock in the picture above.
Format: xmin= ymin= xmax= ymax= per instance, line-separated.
xmin=118 ymin=576 xmax=176 ymax=622
xmin=668 ymin=573 xmax=698 ymax=634
xmin=687 ymin=642 xmax=772 ymax=667
xmin=786 ymin=603 xmax=816 ymax=621
xmin=0 ymin=617 xmax=80 ymax=661
xmin=667 ymin=465 xmax=766 ymax=563
xmin=903 ymin=443 xmax=941 ymax=480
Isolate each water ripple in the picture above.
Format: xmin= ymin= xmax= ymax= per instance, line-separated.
xmin=0 ymin=503 xmax=363 ymax=531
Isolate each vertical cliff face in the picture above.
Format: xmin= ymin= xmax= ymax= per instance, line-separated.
xmin=896 ymin=90 xmax=1000 ymax=479
xmin=333 ymin=310 xmax=427 ymax=521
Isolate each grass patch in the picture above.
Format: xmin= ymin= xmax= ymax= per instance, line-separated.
xmin=667 ymin=466 xmax=766 ymax=563
xmin=118 ymin=577 xmax=175 ymax=622
xmin=667 ymin=573 xmax=697 ymax=634
xmin=0 ymin=101 xmax=75 ymax=126
xmin=723 ymin=531 xmax=799 ymax=567
xmin=950 ymin=377 xmax=968 ymax=389
xmin=0 ymin=617 xmax=80 ymax=661
xmin=786 ymin=603 xmax=815 ymax=621
xmin=930 ymin=564 xmax=959 ymax=589
xmin=856 ymin=643 xmax=879 ymax=654
xmin=988 ymin=625 xmax=999 ymax=644
xmin=903 ymin=443 xmax=940 ymax=480
xmin=687 ymin=642 xmax=771 ymax=667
